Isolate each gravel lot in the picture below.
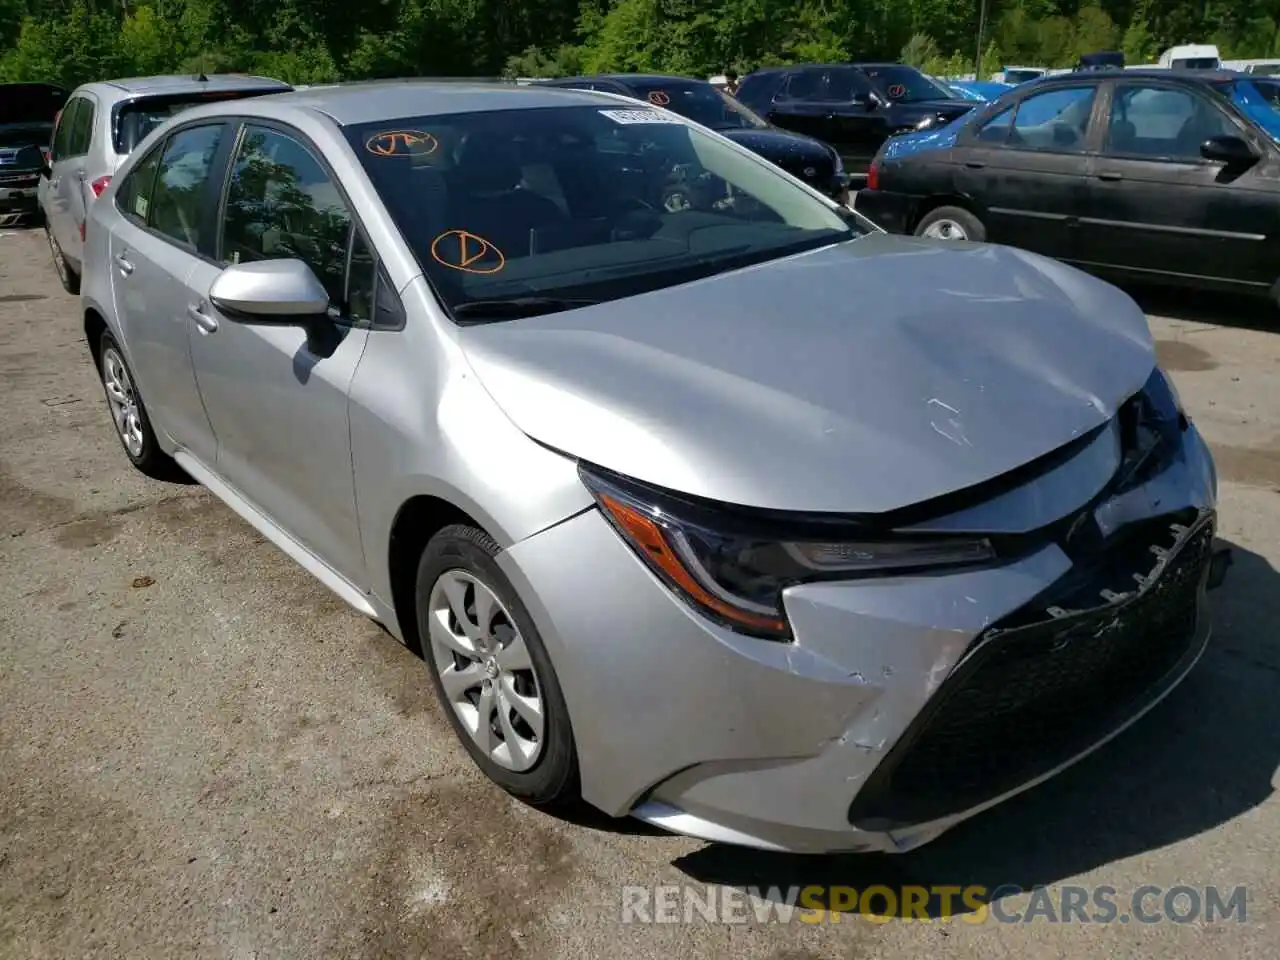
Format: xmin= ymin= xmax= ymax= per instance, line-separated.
xmin=1 ymin=225 xmax=1277 ymax=959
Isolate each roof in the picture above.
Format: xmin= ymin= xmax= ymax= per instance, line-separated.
xmin=252 ymin=79 xmax=615 ymax=125
xmin=1039 ymin=68 xmax=1241 ymax=84
xmin=543 ymin=74 xmax=706 ymax=88
xmin=88 ymin=73 xmax=291 ymax=96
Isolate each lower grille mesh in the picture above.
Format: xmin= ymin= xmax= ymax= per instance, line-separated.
xmin=848 ymin=512 xmax=1214 ymax=830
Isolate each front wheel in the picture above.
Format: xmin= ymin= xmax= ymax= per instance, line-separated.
xmin=915 ymin=205 xmax=986 ymax=243
xmin=416 ymin=524 xmax=580 ymax=807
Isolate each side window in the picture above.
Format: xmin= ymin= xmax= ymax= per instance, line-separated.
xmin=1008 ymin=87 xmax=1096 ymax=152
xmin=345 ymin=227 xmax=377 ymax=325
xmin=781 ymin=71 xmax=819 ymax=101
xmin=51 ymin=99 xmax=80 ymax=161
xmin=975 ymin=105 xmax=1015 ymax=143
xmin=67 ymin=98 xmax=95 ymax=156
xmin=149 ymin=124 xmax=224 ymax=248
xmin=815 ymin=69 xmax=865 ymax=103
xmin=1106 ymin=85 xmax=1238 ymax=160
xmin=220 ymin=125 xmax=353 ymax=306
xmin=115 ymin=143 xmax=164 ymax=223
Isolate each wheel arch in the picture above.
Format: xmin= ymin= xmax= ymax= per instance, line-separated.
xmin=84 ymin=306 xmax=108 ymax=371
xmin=386 ymin=493 xmax=491 ymax=656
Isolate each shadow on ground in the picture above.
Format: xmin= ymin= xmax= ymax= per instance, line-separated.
xmin=1128 ymin=284 xmax=1278 ymax=334
xmin=668 ymin=539 xmax=1279 ymax=917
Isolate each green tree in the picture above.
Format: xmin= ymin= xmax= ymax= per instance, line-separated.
xmin=900 ymin=32 xmax=939 ymax=67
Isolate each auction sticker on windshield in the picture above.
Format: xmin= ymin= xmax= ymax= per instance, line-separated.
xmin=599 ymin=109 xmax=684 ymax=125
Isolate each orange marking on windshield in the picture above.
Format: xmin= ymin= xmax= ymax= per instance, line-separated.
xmin=365 ymin=130 xmax=439 ymax=157
xmin=430 ymin=230 xmax=506 ymax=275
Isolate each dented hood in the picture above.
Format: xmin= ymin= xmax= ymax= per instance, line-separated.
xmin=459 ymin=234 xmax=1155 ymax=514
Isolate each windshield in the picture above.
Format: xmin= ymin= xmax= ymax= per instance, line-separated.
xmin=860 ymin=65 xmax=956 ymax=102
xmin=115 ymin=89 xmax=286 ymax=153
xmin=1210 ymin=78 xmax=1280 ymax=110
xmin=625 ymin=81 xmax=768 ymax=131
xmin=1246 ymin=78 xmax=1280 ymax=108
xmin=1171 ymin=58 xmax=1219 ymax=70
xmin=347 ymin=105 xmax=860 ymax=319
xmin=1003 ymin=69 xmax=1044 ymax=84
xmin=0 ymin=122 xmax=52 ymax=149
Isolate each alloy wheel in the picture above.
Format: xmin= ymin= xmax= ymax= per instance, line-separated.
xmin=922 ymin=218 xmax=968 ymax=241
xmin=427 ymin=569 xmax=545 ymax=772
xmin=101 ymin=347 xmax=145 ymax=458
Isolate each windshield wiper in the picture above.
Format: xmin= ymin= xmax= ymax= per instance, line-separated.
xmin=451 ymin=296 xmax=600 ymax=323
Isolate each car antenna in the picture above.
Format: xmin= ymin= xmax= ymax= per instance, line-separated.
xmin=196 ymin=70 xmax=209 ymax=82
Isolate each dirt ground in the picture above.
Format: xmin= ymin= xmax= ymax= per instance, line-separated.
xmin=1 ymin=225 xmax=1277 ymax=959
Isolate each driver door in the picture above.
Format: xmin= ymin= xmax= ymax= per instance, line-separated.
xmin=184 ymin=122 xmax=372 ymax=582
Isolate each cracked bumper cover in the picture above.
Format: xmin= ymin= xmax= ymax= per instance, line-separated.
xmin=496 ymin=423 xmax=1219 ymax=854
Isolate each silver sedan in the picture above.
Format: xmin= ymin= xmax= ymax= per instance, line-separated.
xmin=81 ymin=80 xmax=1223 ymax=854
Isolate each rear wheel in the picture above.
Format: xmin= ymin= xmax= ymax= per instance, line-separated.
xmin=46 ymin=223 xmax=79 ymax=294
xmin=915 ymin=205 xmax=986 ymax=243
xmin=416 ymin=524 xmax=579 ymax=807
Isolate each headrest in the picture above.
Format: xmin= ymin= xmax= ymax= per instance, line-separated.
xmin=452 ymin=130 xmax=522 ymax=192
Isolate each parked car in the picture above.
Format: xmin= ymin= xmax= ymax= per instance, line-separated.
xmin=37 ymin=72 xmax=292 ymax=294
xmin=0 ymin=83 xmax=67 ymax=227
xmin=537 ymin=74 xmax=849 ymax=204
xmin=995 ymin=66 xmax=1048 ymax=84
xmin=945 ymin=79 xmax=1015 ymax=102
xmin=1075 ymin=50 xmax=1126 ymax=71
xmin=82 ymin=80 xmax=1225 ymax=854
xmin=735 ymin=62 xmax=975 ymax=172
xmin=856 ymin=69 xmax=1280 ymax=300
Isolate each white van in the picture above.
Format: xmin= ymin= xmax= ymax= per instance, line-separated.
xmin=1158 ymin=44 xmax=1221 ymax=70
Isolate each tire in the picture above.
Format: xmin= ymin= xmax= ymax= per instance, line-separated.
xmin=915 ymin=205 xmax=986 ymax=243
xmin=416 ymin=524 xmax=580 ymax=807
xmin=97 ymin=332 xmax=179 ymax=480
xmin=46 ymin=222 xmax=79 ymax=294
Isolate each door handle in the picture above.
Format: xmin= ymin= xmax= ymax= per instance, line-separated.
xmin=1096 ymin=171 xmax=1123 ymax=181
xmin=187 ymin=303 xmax=218 ymax=334
xmin=964 ymin=160 xmax=986 ymax=169
xmin=113 ymin=254 xmax=134 ymax=276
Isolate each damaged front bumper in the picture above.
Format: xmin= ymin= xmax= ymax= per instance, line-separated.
xmin=498 ymin=417 xmax=1223 ymax=855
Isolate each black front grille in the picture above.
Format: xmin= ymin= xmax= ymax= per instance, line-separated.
xmin=848 ymin=510 xmax=1214 ymax=830
xmin=0 ymin=172 xmax=39 ymax=187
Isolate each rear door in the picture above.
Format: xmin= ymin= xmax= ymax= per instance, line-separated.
xmin=1079 ymin=80 xmax=1273 ymax=289
xmin=46 ymin=96 xmax=84 ymax=257
xmin=763 ymin=69 xmax=840 ymax=145
xmin=952 ymin=82 xmax=1101 ymax=260
xmin=107 ymin=123 xmax=229 ymax=464
xmin=53 ymin=92 xmax=98 ymax=267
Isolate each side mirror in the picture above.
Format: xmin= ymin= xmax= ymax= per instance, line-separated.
xmin=1200 ymin=134 xmax=1258 ymax=165
xmin=208 ymin=259 xmax=330 ymax=322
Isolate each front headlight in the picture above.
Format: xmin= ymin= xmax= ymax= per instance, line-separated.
xmin=580 ymin=465 xmax=996 ymax=640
